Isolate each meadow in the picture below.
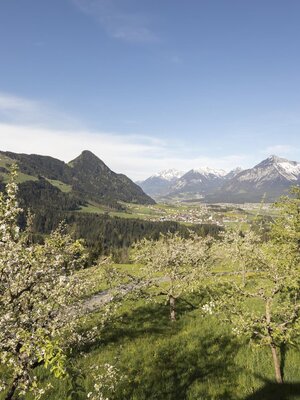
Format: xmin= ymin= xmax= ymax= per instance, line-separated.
xmin=2 ymin=260 xmax=298 ymax=400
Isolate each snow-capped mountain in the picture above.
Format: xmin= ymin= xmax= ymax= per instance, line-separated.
xmin=137 ymin=169 xmax=184 ymax=197
xmin=137 ymin=155 xmax=300 ymax=202
xmin=169 ymin=168 xmax=227 ymax=196
xmin=152 ymin=169 xmax=184 ymax=181
xmin=210 ymin=155 xmax=300 ymax=202
xmin=249 ymin=155 xmax=300 ymax=182
xmin=191 ymin=167 xmax=227 ymax=178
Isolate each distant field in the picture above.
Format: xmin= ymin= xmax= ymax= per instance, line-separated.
xmin=78 ymin=200 xmax=276 ymax=228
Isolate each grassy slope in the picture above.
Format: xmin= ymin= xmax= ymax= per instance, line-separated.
xmin=46 ymin=179 xmax=72 ymax=193
xmin=5 ymin=263 xmax=299 ymax=400
xmin=0 ymin=155 xmax=39 ymax=184
xmin=0 ymin=156 xmax=71 ymax=187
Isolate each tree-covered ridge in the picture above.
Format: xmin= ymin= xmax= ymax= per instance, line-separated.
xmin=0 ymin=150 xmax=154 ymax=207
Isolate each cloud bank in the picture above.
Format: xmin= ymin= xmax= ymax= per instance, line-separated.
xmin=1 ymin=92 xmax=296 ymax=180
xmin=0 ymin=122 xmax=249 ymax=180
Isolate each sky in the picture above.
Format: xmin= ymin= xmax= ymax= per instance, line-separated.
xmin=0 ymin=0 xmax=300 ymax=180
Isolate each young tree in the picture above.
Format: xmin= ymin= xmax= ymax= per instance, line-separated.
xmin=219 ymin=225 xmax=262 ymax=286
xmin=272 ymin=186 xmax=300 ymax=256
xmin=133 ymin=232 xmax=214 ymax=321
xmin=0 ymin=167 xmax=87 ymax=399
xmin=213 ymin=187 xmax=300 ymax=383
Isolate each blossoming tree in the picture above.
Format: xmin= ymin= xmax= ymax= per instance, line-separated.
xmin=0 ymin=167 xmax=86 ymax=399
xmin=213 ymin=187 xmax=300 ymax=383
xmin=134 ymin=232 xmax=214 ymax=321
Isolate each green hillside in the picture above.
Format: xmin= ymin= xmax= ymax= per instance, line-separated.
xmin=0 ymin=150 xmax=154 ymax=207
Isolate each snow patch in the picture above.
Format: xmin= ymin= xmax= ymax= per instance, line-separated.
xmin=192 ymin=167 xmax=227 ymax=178
xmin=152 ymin=169 xmax=184 ymax=181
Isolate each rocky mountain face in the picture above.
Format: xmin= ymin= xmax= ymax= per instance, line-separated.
xmin=68 ymin=150 xmax=155 ymax=205
xmin=138 ymin=156 xmax=300 ymax=202
xmin=0 ymin=150 xmax=155 ymax=208
xmin=224 ymin=167 xmax=243 ymax=180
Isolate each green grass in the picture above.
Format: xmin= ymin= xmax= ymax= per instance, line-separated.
xmin=0 ymin=155 xmax=38 ymax=184
xmin=77 ymin=263 xmax=145 ymax=297
xmin=78 ymin=202 xmax=164 ymax=219
xmin=12 ymin=295 xmax=300 ymax=400
xmin=77 ymin=203 xmax=141 ymax=218
xmin=77 ymin=199 xmax=277 ymax=230
xmin=0 ymin=154 xmax=14 ymax=168
xmin=78 ymin=202 xmax=107 ymax=214
xmin=0 ymin=171 xmax=38 ymax=184
xmin=3 ymin=262 xmax=298 ymax=400
xmin=46 ymin=179 xmax=72 ymax=193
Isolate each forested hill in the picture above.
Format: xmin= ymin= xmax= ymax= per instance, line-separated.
xmin=0 ymin=150 xmax=222 ymax=262
xmin=0 ymin=150 xmax=154 ymax=207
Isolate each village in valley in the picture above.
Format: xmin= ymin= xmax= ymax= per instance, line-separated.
xmin=122 ymin=201 xmax=275 ymax=227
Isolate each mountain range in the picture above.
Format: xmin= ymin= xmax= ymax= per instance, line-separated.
xmin=137 ymin=155 xmax=300 ymax=202
xmin=1 ymin=150 xmax=299 ymax=206
xmin=136 ymin=169 xmax=184 ymax=197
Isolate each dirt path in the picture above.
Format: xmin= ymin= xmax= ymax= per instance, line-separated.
xmin=77 ymin=271 xmax=251 ymax=314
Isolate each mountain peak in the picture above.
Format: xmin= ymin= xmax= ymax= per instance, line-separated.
xmin=152 ymin=169 xmax=184 ymax=181
xmin=255 ymin=155 xmax=285 ymax=169
xmin=231 ymin=167 xmax=243 ymax=173
xmin=81 ymin=149 xmax=96 ymax=156
xmin=69 ymin=150 xmax=108 ymax=171
xmin=191 ymin=167 xmax=227 ymax=177
xmin=78 ymin=150 xmax=100 ymax=161
xmin=266 ymin=154 xmax=287 ymax=163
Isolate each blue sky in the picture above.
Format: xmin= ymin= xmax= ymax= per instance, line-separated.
xmin=0 ymin=0 xmax=300 ymax=179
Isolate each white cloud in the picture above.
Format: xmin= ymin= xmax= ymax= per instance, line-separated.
xmin=262 ymin=144 xmax=296 ymax=156
xmin=71 ymin=0 xmax=158 ymax=43
xmin=0 ymin=122 xmax=251 ymax=180
xmin=0 ymin=92 xmax=84 ymax=129
xmin=0 ymin=92 xmax=256 ymax=180
xmin=0 ymin=93 xmax=37 ymax=114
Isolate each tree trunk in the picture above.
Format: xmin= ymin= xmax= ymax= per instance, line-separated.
xmin=280 ymin=342 xmax=287 ymax=382
xmin=242 ymin=264 xmax=246 ymax=287
xmin=169 ymin=295 xmax=176 ymax=321
xmin=5 ymin=375 xmax=20 ymax=400
xmin=270 ymin=343 xmax=283 ymax=384
xmin=265 ymin=298 xmax=283 ymax=384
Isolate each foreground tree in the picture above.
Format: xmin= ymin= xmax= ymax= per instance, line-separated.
xmin=0 ymin=167 xmax=86 ymax=399
xmin=213 ymin=187 xmax=300 ymax=383
xmin=219 ymin=224 xmax=262 ymax=287
xmin=134 ymin=232 xmax=214 ymax=321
